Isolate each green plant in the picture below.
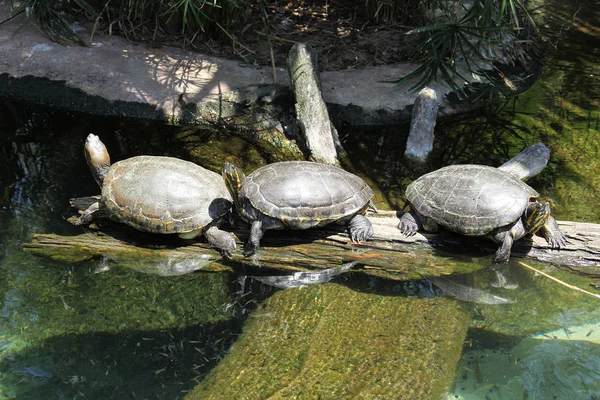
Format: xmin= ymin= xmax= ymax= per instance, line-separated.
xmin=102 ymin=0 xmax=240 ymax=45
xmin=397 ymin=0 xmax=536 ymax=95
xmin=364 ymin=0 xmax=421 ymax=25
xmin=0 ymin=0 xmax=241 ymax=47
xmin=0 ymin=0 xmax=97 ymax=45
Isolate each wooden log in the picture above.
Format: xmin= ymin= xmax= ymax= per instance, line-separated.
xmin=498 ymin=142 xmax=550 ymax=180
xmin=404 ymin=87 xmax=438 ymax=171
xmin=22 ymin=210 xmax=600 ymax=280
xmin=287 ymin=42 xmax=340 ymax=165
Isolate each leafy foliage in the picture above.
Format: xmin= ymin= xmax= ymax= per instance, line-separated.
xmin=396 ymin=0 xmax=537 ymax=94
xmin=0 ymin=0 xmax=240 ymax=47
xmin=0 ymin=0 xmax=92 ymax=45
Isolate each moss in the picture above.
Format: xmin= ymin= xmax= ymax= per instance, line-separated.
xmin=0 ymin=249 xmax=234 ymax=357
xmin=188 ymin=283 xmax=469 ymax=399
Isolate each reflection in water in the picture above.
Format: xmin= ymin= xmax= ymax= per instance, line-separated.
xmin=248 ymin=261 xmax=358 ymax=289
xmin=431 ymin=277 xmax=515 ymax=305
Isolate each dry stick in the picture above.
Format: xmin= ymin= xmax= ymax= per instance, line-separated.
xmin=260 ymin=0 xmax=278 ymax=83
xmin=254 ymin=31 xmax=299 ymax=44
xmin=518 ymin=261 xmax=600 ymax=300
xmin=215 ymin=22 xmax=256 ymax=59
xmin=89 ymin=0 xmax=112 ymax=44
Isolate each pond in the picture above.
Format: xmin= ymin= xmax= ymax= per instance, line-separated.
xmin=0 ymin=0 xmax=599 ymax=399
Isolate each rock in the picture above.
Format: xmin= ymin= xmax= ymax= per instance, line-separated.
xmin=186 ymin=283 xmax=468 ymax=399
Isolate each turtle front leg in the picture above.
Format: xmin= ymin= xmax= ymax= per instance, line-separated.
xmin=347 ymin=214 xmax=373 ymax=242
xmin=539 ymin=216 xmax=567 ymax=248
xmin=204 ymin=226 xmax=237 ymax=259
xmin=244 ymin=220 xmax=266 ymax=257
xmin=490 ymin=224 xmax=516 ymax=264
xmin=398 ymin=210 xmax=439 ymax=235
xmin=398 ymin=210 xmax=421 ymax=236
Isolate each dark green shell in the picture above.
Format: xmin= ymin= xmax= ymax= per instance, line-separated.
xmin=102 ymin=156 xmax=232 ymax=234
xmin=240 ymin=161 xmax=374 ymax=228
xmin=406 ymin=164 xmax=538 ymax=236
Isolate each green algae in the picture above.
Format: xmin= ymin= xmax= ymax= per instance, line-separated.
xmin=188 ymin=283 xmax=469 ymax=400
xmin=0 ymin=247 xmax=234 ymax=358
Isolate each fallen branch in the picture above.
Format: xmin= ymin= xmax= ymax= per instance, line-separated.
xmin=22 ymin=208 xmax=600 ymax=280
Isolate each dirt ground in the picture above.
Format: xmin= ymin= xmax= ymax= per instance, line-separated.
xmin=150 ymin=1 xmax=423 ymax=71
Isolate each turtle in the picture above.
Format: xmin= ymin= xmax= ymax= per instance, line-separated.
xmin=222 ymin=161 xmax=377 ymax=256
xmin=398 ymin=164 xmax=566 ymax=264
xmin=75 ymin=134 xmax=236 ymax=258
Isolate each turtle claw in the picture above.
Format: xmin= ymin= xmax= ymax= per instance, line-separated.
xmin=540 ymin=216 xmax=567 ymax=249
xmin=217 ymin=241 xmax=236 ymax=259
xmin=492 ymin=254 xmax=509 ymax=265
xmin=349 ymin=227 xmax=372 ymax=243
xmin=546 ymin=234 xmax=567 ymax=249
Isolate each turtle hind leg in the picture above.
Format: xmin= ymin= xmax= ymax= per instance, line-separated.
xmin=347 ymin=214 xmax=374 ymax=242
xmin=539 ymin=216 xmax=567 ymax=248
xmin=204 ymin=226 xmax=237 ymax=258
xmin=73 ymin=201 xmax=103 ymax=226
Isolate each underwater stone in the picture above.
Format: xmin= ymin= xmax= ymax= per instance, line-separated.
xmin=187 ymin=283 xmax=468 ymax=399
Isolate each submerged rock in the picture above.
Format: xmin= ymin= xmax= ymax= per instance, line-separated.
xmin=187 ymin=283 xmax=469 ymax=399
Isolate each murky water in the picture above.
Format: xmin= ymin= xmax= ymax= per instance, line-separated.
xmin=1 ymin=0 xmax=599 ymax=398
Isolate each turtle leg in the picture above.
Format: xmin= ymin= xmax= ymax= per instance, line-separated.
xmin=398 ymin=210 xmax=421 ymax=235
xmin=244 ymin=218 xmax=285 ymax=256
xmin=398 ymin=210 xmax=438 ymax=235
xmin=347 ymin=214 xmax=374 ymax=242
xmin=539 ymin=216 xmax=567 ymax=248
xmin=74 ymin=202 xmax=102 ymax=226
xmin=204 ymin=226 xmax=237 ymax=258
xmin=244 ymin=220 xmax=266 ymax=257
xmin=490 ymin=223 xmax=517 ymax=264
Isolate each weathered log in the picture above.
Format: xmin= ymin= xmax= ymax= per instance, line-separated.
xmin=403 ymin=87 xmax=438 ymax=171
xmin=498 ymin=142 xmax=550 ymax=180
xmin=22 ymin=210 xmax=600 ymax=280
xmin=286 ymin=43 xmax=340 ymax=165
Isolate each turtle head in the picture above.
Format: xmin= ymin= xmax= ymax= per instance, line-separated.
xmin=84 ymin=134 xmax=111 ymax=188
xmin=522 ymin=201 xmax=551 ymax=235
xmin=222 ymin=162 xmax=245 ymax=211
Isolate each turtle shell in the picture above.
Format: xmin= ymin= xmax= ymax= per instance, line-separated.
xmin=240 ymin=161 xmax=373 ymax=228
xmin=406 ymin=164 xmax=539 ymax=236
xmin=102 ymin=156 xmax=232 ymax=234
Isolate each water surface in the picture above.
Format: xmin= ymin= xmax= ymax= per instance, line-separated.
xmin=1 ymin=0 xmax=599 ymax=398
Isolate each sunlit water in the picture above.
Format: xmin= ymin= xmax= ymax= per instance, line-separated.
xmin=1 ymin=0 xmax=599 ymax=399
